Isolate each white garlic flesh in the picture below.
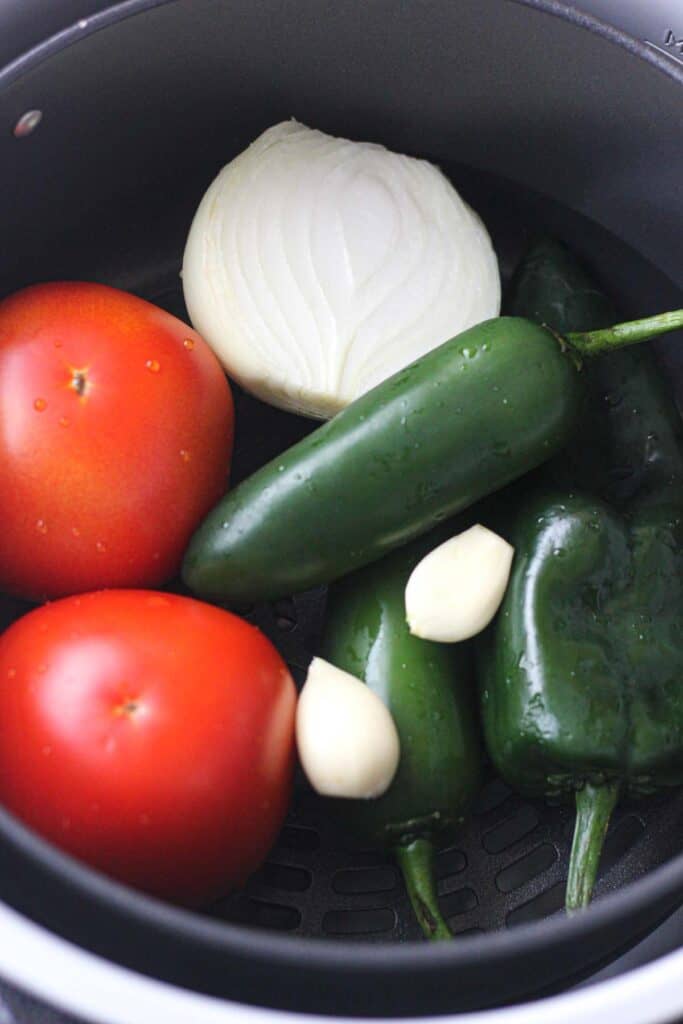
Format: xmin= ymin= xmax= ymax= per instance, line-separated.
xmin=296 ymin=657 xmax=400 ymax=799
xmin=405 ymin=525 xmax=514 ymax=643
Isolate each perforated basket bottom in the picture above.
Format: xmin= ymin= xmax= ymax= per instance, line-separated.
xmin=211 ymin=778 xmax=683 ymax=942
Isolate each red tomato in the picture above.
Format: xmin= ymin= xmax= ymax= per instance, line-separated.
xmin=0 ymin=282 xmax=233 ymax=600
xmin=0 ymin=591 xmax=296 ymax=906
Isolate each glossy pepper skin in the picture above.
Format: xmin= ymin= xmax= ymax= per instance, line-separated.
xmin=183 ymin=302 xmax=683 ymax=606
xmin=478 ymin=490 xmax=683 ymax=908
xmin=480 ymin=239 xmax=683 ymax=911
xmin=509 ymin=237 xmax=683 ymax=507
xmin=184 ymin=318 xmax=581 ymax=604
xmin=322 ymin=532 xmax=482 ymax=940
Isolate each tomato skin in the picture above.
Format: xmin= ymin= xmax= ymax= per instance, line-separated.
xmin=0 ymin=591 xmax=296 ymax=906
xmin=0 ymin=282 xmax=233 ymax=600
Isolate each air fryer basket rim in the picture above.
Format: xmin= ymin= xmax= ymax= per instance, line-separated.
xmin=0 ymin=794 xmax=682 ymax=974
xmin=0 ymin=0 xmax=682 ymax=1006
xmin=1 ymin=0 xmax=683 ymax=95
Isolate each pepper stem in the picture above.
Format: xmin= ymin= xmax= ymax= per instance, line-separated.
xmin=566 ymin=781 xmax=620 ymax=913
xmin=395 ymin=837 xmax=452 ymax=940
xmin=566 ymin=309 xmax=683 ymax=358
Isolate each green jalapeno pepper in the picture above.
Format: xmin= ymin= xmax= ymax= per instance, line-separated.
xmin=321 ymin=532 xmax=482 ymax=940
xmin=183 ymin=301 xmax=683 ymax=606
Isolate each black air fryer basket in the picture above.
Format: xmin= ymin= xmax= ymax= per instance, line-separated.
xmin=0 ymin=0 xmax=682 ymax=1018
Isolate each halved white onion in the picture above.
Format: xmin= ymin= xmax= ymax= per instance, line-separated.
xmin=183 ymin=120 xmax=501 ymax=418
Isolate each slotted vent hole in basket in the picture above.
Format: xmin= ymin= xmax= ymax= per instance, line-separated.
xmin=209 ymin=774 xmax=669 ymax=941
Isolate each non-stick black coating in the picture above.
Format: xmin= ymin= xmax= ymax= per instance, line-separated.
xmin=0 ymin=0 xmax=682 ymax=1017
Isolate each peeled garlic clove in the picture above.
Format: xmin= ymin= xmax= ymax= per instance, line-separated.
xmin=405 ymin=525 xmax=514 ymax=642
xmin=296 ymin=657 xmax=400 ymax=799
xmin=182 ymin=120 xmax=500 ymax=419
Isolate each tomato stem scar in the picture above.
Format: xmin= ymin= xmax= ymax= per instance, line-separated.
xmin=69 ymin=368 xmax=90 ymax=397
xmin=113 ymin=698 xmax=140 ymax=718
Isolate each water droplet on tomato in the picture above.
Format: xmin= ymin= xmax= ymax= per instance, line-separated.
xmin=42 ymin=745 xmax=52 ymax=756
xmin=7 ymin=668 xmax=16 ymax=679
xmin=95 ymin=540 xmax=107 ymax=554
xmin=183 ymin=338 xmax=195 ymax=351
xmin=59 ymin=416 xmax=70 ymax=428
xmin=179 ymin=449 xmax=191 ymax=463
xmin=34 ymin=398 xmax=47 ymax=412
xmin=35 ymin=519 xmax=48 ymax=534
xmin=54 ymin=339 xmax=63 ymax=348
xmin=71 ymin=526 xmax=81 ymax=538
xmin=145 ymin=359 xmax=160 ymax=373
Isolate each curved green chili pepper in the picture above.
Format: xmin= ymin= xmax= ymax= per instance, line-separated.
xmin=183 ymin=298 xmax=683 ymax=606
xmin=322 ymin=532 xmax=482 ymax=939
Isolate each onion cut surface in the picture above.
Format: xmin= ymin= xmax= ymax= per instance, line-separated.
xmin=183 ymin=121 xmax=501 ymax=418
